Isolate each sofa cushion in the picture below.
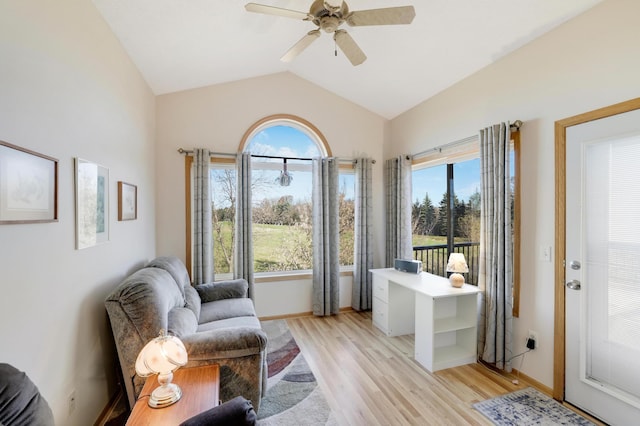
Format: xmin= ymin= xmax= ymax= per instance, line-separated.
xmin=199 ymin=298 xmax=256 ymax=324
xmin=184 ymin=285 xmax=201 ymax=320
xmin=168 ymin=307 xmax=198 ymax=338
xmin=146 ymin=256 xmax=191 ymax=298
xmin=196 ymin=315 xmax=261 ymax=333
xmin=196 ymin=279 xmax=248 ymax=302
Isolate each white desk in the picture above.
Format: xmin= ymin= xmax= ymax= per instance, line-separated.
xmin=370 ymin=268 xmax=481 ymax=372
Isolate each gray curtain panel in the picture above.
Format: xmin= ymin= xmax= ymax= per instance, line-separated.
xmin=234 ymin=152 xmax=255 ymax=301
xmin=352 ymin=158 xmax=373 ymax=311
xmin=312 ymin=157 xmax=340 ymax=316
xmin=193 ymin=148 xmax=213 ymax=284
xmin=478 ymin=122 xmax=514 ymax=372
xmin=384 ymin=155 xmax=413 ymax=267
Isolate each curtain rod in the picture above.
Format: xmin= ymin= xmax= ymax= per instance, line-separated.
xmin=177 ymin=148 xmax=375 ymax=164
xmin=411 ymin=120 xmax=522 ymax=160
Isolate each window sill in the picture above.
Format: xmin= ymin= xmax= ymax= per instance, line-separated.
xmin=212 ymin=267 xmax=354 ymax=283
xmin=255 ymin=267 xmax=354 ymax=283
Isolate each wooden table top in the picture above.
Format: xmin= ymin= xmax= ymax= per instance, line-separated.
xmin=126 ymin=364 xmax=220 ymax=426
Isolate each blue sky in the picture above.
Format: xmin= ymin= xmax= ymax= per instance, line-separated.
xmin=212 ymin=125 xmax=483 ymax=208
xmin=249 ymin=125 xmax=322 ymax=158
xmin=212 ymin=126 xmax=354 ymax=207
xmin=412 ymin=160 xmax=482 ymax=206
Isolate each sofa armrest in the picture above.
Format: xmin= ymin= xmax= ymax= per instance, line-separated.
xmin=196 ymin=279 xmax=248 ymax=302
xmin=179 ymin=396 xmax=256 ymax=426
xmin=182 ymin=327 xmax=267 ymax=360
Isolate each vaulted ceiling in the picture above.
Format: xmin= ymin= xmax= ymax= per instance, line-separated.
xmin=93 ymin=0 xmax=602 ymax=119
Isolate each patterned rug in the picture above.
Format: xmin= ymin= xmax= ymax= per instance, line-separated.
xmin=473 ymin=387 xmax=595 ymax=425
xmin=257 ymin=319 xmax=336 ymax=425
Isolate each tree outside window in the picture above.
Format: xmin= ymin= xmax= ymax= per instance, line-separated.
xmin=411 ymin=159 xmax=481 ymax=284
xmin=411 ymin=149 xmax=515 ymax=286
xmin=210 ymin=124 xmax=354 ymax=278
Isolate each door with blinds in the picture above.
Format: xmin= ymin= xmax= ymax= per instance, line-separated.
xmin=564 ymin=106 xmax=640 ymax=424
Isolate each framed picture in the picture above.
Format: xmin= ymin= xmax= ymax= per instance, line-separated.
xmin=118 ymin=181 xmax=137 ymax=221
xmin=75 ymin=158 xmax=109 ymax=249
xmin=0 ymin=141 xmax=58 ymax=224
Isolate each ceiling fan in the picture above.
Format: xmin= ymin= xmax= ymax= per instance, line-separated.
xmin=245 ymin=1 xmax=416 ymax=66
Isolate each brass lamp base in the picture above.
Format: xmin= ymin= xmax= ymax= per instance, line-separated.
xmin=148 ymin=383 xmax=182 ymax=408
xmin=449 ymin=273 xmax=465 ymax=288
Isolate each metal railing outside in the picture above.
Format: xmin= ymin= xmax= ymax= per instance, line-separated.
xmin=412 ymin=242 xmax=480 ymax=286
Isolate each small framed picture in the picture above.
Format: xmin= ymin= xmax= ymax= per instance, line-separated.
xmin=118 ymin=181 xmax=137 ymax=221
xmin=0 ymin=141 xmax=58 ymax=224
xmin=75 ymin=158 xmax=109 ymax=249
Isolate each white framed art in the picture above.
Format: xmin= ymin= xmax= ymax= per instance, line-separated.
xmin=75 ymin=158 xmax=109 ymax=249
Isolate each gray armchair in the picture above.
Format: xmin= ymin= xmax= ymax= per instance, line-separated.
xmin=0 ymin=363 xmax=54 ymax=426
xmin=105 ymin=256 xmax=267 ymax=412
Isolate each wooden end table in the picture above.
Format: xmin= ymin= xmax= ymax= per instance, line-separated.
xmin=126 ymin=364 xmax=220 ymax=425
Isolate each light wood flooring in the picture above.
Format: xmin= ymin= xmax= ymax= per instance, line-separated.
xmin=286 ymin=311 xmax=572 ymax=426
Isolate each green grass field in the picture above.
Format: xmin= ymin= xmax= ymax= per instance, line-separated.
xmin=213 ymin=221 xmax=353 ymax=273
xmin=412 ymin=234 xmax=447 ymax=247
xmin=213 ymin=221 xmax=470 ymax=275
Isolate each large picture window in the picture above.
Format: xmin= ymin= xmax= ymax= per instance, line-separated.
xmin=199 ymin=115 xmax=354 ymax=280
xmin=410 ymin=132 xmax=520 ymax=317
xmin=411 ymin=158 xmax=481 ymax=285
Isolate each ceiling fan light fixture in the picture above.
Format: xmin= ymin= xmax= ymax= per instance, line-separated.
xmin=320 ymin=16 xmax=341 ymax=33
xmin=245 ymin=1 xmax=415 ymax=65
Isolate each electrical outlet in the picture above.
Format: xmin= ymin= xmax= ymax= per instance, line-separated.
xmin=527 ymin=330 xmax=539 ymax=350
xmin=68 ymin=390 xmax=76 ymax=416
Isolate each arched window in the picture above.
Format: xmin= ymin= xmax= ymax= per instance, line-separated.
xmin=208 ymin=115 xmax=354 ymax=279
xmin=240 ymin=114 xmax=331 ymax=157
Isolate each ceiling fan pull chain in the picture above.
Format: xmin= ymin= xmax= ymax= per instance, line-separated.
xmin=335 ymin=39 xmax=337 ymax=57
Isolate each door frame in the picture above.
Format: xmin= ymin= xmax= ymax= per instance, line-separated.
xmin=553 ymin=97 xmax=640 ymax=401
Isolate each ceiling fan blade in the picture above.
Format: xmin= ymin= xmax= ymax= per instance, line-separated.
xmin=334 ymin=30 xmax=366 ymax=66
xmin=281 ymin=30 xmax=321 ymax=63
xmin=346 ymin=6 xmax=416 ymax=26
xmin=245 ymin=3 xmax=311 ymax=20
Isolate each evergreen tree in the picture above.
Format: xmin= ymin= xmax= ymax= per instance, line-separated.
xmin=433 ymin=193 xmax=449 ymax=236
xmin=420 ymin=193 xmax=436 ymax=235
xmin=454 ymin=195 xmax=466 ymax=237
xmin=411 ymin=198 xmax=422 ymax=235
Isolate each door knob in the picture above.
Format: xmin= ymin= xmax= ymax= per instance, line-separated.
xmin=566 ymin=280 xmax=581 ymax=290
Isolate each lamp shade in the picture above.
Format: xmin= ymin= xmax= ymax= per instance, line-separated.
xmin=134 ymin=330 xmax=188 ymax=408
xmin=135 ymin=330 xmax=188 ymax=377
xmin=446 ymin=253 xmax=469 ymax=273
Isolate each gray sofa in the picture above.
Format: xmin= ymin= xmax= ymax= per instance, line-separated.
xmin=105 ymin=256 xmax=267 ymax=412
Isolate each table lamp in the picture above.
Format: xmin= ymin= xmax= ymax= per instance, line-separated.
xmin=446 ymin=253 xmax=469 ymax=288
xmin=135 ymin=329 xmax=188 ymax=408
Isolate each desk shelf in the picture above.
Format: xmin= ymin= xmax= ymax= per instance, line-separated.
xmin=434 ymin=317 xmax=476 ymax=334
xmin=433 ymin=344 xmax=477 ymax=371
xmin=370 ymin=269 xmax=480 ymax=373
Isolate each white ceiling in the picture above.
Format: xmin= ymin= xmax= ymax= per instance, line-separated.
xmin=92 ymin=0 xmax=602 ymax=119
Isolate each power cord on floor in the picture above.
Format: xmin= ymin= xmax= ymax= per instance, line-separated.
xmin=512 ymin=350 xmax=528 ymax=385
xmin=493 ymin=348 xmax=532 ymax=365
xmin=478 ymin=348 xmax=531 ymax=385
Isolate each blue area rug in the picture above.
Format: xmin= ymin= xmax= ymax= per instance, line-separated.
xmin=257 ymin=320 xmax=336 ymax=426
xmin=473 ymin=387 xmax=595 ymax=425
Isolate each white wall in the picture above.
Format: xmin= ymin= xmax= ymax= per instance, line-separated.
xmin=389 ymin=0 xmax=640 ymax=388
xmin=0 ymin=1 xmax=156 ymax=424
xmin=155 ymin=72 xmax=386 ymax=316
xmin=254 ymin=275 xmax=354 ymax=318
